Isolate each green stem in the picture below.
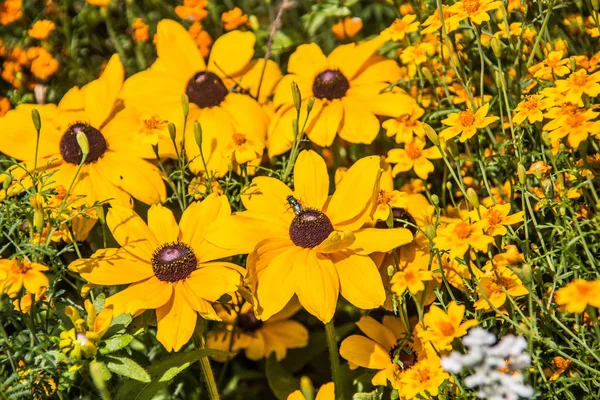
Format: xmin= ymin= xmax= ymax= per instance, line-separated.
xmin=526 ymin=0 xmax=555 ymax=67
xmin=199 ymin=356 xmax=220 ymax=400
xmin=324 ymin=320 xmax=344 ymax=400
xmin=102 ymin=7 xmax=128 ymax=64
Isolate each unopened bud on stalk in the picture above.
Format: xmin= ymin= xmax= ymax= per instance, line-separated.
xmin=181 ymin=94 xmax=189 ymax=118
xmin=387 ymin=265 xmax=395 ymax=278
xmin=96 ymin=205 xmax=106 ymax=225
xmin=33 ymin=208 xmax=44 ymax=233
xmin=446 ymin=182 xmax=453 ymax=192
xmin=466 ymin=188 xmax=480 ymax=208
xmin=570 ymin=56 xmax=577 ymax=72
xmin=31 ymin=108 xmax=41 ymax=132
xmin=593 ymin=0 xmax=600 ymax=11
xmin=425 ymin=224 xmax=436 ymax=239
xmin=494 ymin=69 xmax=505 ymax=91
xmin=2 ymin=175 xmax=11 ymax=191
xmin=423 ymin=123 xmax=439 ymax=146
xmin=542 ymin=179 xmax=554 ymax=198
xmin=168 ymin=122 xmax=177 ymax=143
xmin=300 ymin=376 xmax=315 ymax=400
xmin=194 ymin=121 xmax=203 ymax=148
xmin=491 ymin=37 xmax=502 ymax=59
xmin=431 ymin=194 xmax=440 ymax=206
xmin=307 ymin=97 xmax=315 ymax=114
xmin=517 ymin=163 xmax=527 ymax=185
xmin=249 ymin=15 xmax=259 ymax=30
xmin=76 ymin=131 xmax=90 ymax=161
xmin=291 ymin=81 xmax=302 ymax=112
xmin=421 ymin=66 xmax=434 ymax=84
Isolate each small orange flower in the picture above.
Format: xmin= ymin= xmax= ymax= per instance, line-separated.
xmin=531 ymin=50 xmax=570 ymax=80
xmin=0 ymin=259 xmax=49 ymax=298
xmin=382 ymin=103 xmax=425 ymax=144
xmin=0 ymin=0 xmax=22 ymax=24
xmin=449 ymin=0 xmax=502 ymax=25
xmin=0 ymin=97 xmax=10 ymax=116
xmin=188 ymin=21 xmax=213 ymax=57
xmin=27 ymin=47 xmax=59 ymax=80
xmin=381 ymin=14 xmax=420 ymax=41
xmin=28 ymin=20 xmax=55 ymax=40
xmin=474 ymin=266 xmax=528 ymax=311
xmin=175 ymin=0 xmax=208 ymax=22
xmin=440 ymin=104 xmax=499 ymax=142
xmin=386 ymin=138 xmax=442 ymax=180
xmin=434 ymin=220 xmax=493 ymax=259
xmin=390 ymin=265 xmax=434 ymax=295
xmin=555 ymin=69 xmax=600 ymax=104
xmin=419 ymin=302 xmax=478 ymax=351
xmin=86 ymin=0 xmax=110 ymax=6
xmin=555 ymin=279 xmax=600 ymax=313
xmin=332 ymin=17 xmax=363 ymax=40
xmin=132 ymin=18 xmax=150 ymax=43
xmin=222 ymin=7 xmax=249 ymax=31
xmin=513 ymin=95 xmax=554 ymax=125
xmin=470 ymin=203 xmax=524 ymax=236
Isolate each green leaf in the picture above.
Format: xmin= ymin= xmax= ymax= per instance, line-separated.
xmin=100 ymin=334 xmax=134 ymax=354
xmin=127 ymin=309 xmax=156 ymax=336
xmin=106 ymin=356 xmax=151 ymax=383
xmin=266 ymin=353 xmax=299 ymax=400
xmin=105 ymin=313 xmax=133 ymax=337
xmin=353 ymin=390 xmax=383 ymax=400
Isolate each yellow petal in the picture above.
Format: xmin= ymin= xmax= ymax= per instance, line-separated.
xmin=338 ymin=97 xmax=380 ymax=143
xmin=69 ymin=248 xmax=153 ymax=285
xmin=81 ymin=54 xmax=124 ymax=128
xmin=328 ymin=36 xmax=385 ymax=80
xmin=107 ymin=205 xmax=158 ymax=260
xmin=208 ymin=30 xmax=255 ymax=78
xmin=105 ymin=276 xmax=172 ymax=316
xmin=148 ymin=204 xmax=180 ymax=244
xmin=348 ymin=228 xmax=413 ymax=255
xmin=180 ymin=194 xmax=230 ymax=256
xmin=156 ymin=283 xmax=197 ymax=352
xmin=332 ymin=252 xmax=385 ymax=310
xmin=184 ymin=263 xmax=242 ymax=302
xmin=155 ymin=19 xmax=206 ymax=80
xmin=293 ymin=150 xmax=329 ymax=210
xmin=242 ymin=176 xmax=294 ymax=220
xmin=94 ymin=307 xmax=114 ymax=338
xmin=273 ymin=75 xmax=313 ymax=108
xmin=22 ymin=270 xmax=49 ymax=296
xmin=339 ymin=335 xmax=390 ymax=369
xmin=240 ymin=59 xmax=283 ymax=104
xmin=221 ymin=93 xmax=268 ymax=141
xmin=307 ymin=100 xmax=343 ymax=147
xmin=356 ymin=316 xmax=396 ymax=350
xmin=288 ymin=43 xmax=327 ymax=78
xmin=294 ymin=252 xmax=339 ymax=323
xmin=315 ymin=382 xmax=335 ymax=400
xmin=314 ymin=230 xmax=355 ymax=254
xmin=287 ymin=391 xmax=306 ymax=400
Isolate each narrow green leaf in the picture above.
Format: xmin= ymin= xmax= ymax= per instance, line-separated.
xmin=266 ymin=354 xmax=299 ymax=400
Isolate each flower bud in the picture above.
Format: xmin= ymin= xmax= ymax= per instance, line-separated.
xmin=168 ymin=122 xmax=177 ymax=142
xmin=300 ymin=376 xmax=315 ymax=400
xmin=2 ymin=175 xmax=12 ymax=191
xmin=33 ymin=208 xmax=44 ymax=233
xmin=291 ymin=81 xmax=302 ymax=112
xmin=306 ymin=97 xmax=315 ymax=114
xmin=425 ymin=224 xmax=436 ymax=239
xmin=517 ymin=163 xmax=527 ymax=185
xmin=423 ymin=123 xmax=439 ymax=146
xmin=446 ymin=181 xmax=453 ymax=192
xmin=181 ymin=94 xmax=189 ymax=118
xmin=76 ymin=131 xmax=90 ymax=160
xmin=421 ymin=66 xmax=434 ymax=84
xmin=80 ymin=283 xmax=95 ymax=298
xmin=387 ymin=265 xmax=395 ymax=278
xmin=249 ymin=15 xmax=259 ymax=31
xmin=431 ymin=194 xmax=440 ymax=206
xmin=466 ymin=188 xmax=480 ymax=209
xmin=31 ymin=108 xmax=42 ymax=132
xmin=194 ymin=121 xmax=203 ymax=148
xmin=542 ymin=179 xmax=554 ymax=198
xmin=494 ymin=69 xmax=505 ymax=91
xmin=491 ymin=37 xmax=502 ymax=58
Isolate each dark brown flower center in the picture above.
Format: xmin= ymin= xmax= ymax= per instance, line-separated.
xmin=389 ymin=343 xmax=417 ymax=368
xmin=312 ymin=69 xmax=350 ymax=100
xmin=185 ymin=71 xmax=229 ymax=108
xmin=375 ymin=207 xmax=417 ymax=234
xmin=151 ymin=242 xmax=197 ymax=282
xmin=237 ymin=311 xmax=263 ymax=332
xmin=289 ymin=208 xmax=334 ymax=248
xmin=60 ymin=123 xmax=107 ymax=164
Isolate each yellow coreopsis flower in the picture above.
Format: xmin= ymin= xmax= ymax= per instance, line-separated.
xmin=380 ymin=14 xmax=420 ymax=41
xmin=474 ymin=266 xmax=528 ymax=311
xmin=207 ymin=151 xmax=413 ymax=322
xmin=390 ymin=265 xmax=434 ymax=296
xmin=555 ymin=69 xmax=600 ymax=104
xmin=421 ymin=5 xmax=459 ymax=35
xmin=0 ymin=259 xmax=49 ymax=298
xmin=268 ymin=38 xmax=413 ymax=156
xmin=288 ymin=382 xmax=334 ymax=400
xmin=0 ymin=54 xmax=166 ymax=206
xmin=555 ymin=279 xmax=600 ymax=313
xmin=434 ymin=220 xmax=493 ymax=259
xmin=419 ymin=302 xmax=478 ymax=352
xmin=398 ymin=358 xmax=450 ymax=399
xmin=469 ymin=203 xmax=524 ymax=236
xmin=340 ymin=316 xmax=414 ymax=388
xmin=532 ymin=50 xmax=570 ymax=80
xmin=386 ymin=138 xmax=442 ymax=180
xmin=448 ymin=0 xmax=502 ymax=25
xmin=382 ymin=102 xmax=425 ymax=144
xmin=513 ymin=95 xmax=554 ymax=125
xmin=207 ymin=296 xmax=308 ymax=361
xmin=121 ymin=20 xmax=281 ymax=176
xmin=440 ymin=104 xmax=499 ymax=142
xmin=544 ymin=106 xmax=600 ymax=149
xmin=69 ymin=195 xmax=244 ymax=352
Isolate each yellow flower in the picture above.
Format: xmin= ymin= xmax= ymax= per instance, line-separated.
xmin=0 ymin=0 xmax=22 ymax=24
xmin=27 ymin=47 xmax=59 ymax=80
xmin=224 ymin=131 xmax=265 ymax=165
xmin=386 ymin=137 xmax=441 ymax=180
xmin=555 ymin=69 xmax=600 ymax=104
xmin=121 ymin=20 xmax=281 ymax=176
xmin=132 ymin=18 xmax=150 ymax=42
xmin=382 ymin=102 xmax=425 ymax=144
xmin=221 ymin=7 xmax=249 ymax=31
xmin=288 ymin=382 xmax=334 ymax=400
xmin=0 ymin=54 xmax=166 ymax=206
xmin=175 ymin=0 xmax=208 ymax=22
xmin=268 ymin=38 xmax=412 ymax=156
xmin=380 ymin=14 xmax=420 ymax=41
xmin=28 ymin=20 xmax=55 ymax=40
xmin=469 ymin=203 xmax=524 ymax=236
xmin=188 ymin=173 xmax=223 ymax=200
xmin=474 ymin=266 xmax=529 ymax=311
xmin=532 ymin=50 xmax=570 ymax=80
xmin=440 ymin=104 xmax=499 ymax=142
xmin=60 ymin=300 xmax=114 ymax=359
xmin=548 ymin=356 xmax=572 ymax=380
xmin=421 ymin=5 xmax=459 ymax=35
xmin=69 ymin=195 xmax=244 ymax=351
xmin=13 ymin=290 xmax=49 ymax=313
xmin=0 ymin=258 xmax=49 ymax=298
xmin=398 ymin=358 xmax=450 ymax=399
xmin=449 ymin=0 xmax=502 ymax=25
xmin=390 ymin=265 xmax=434 ymax=295
xmin=340 ymin=316 xmax=414 ymax=388
xmin=555 ymin=279 xmax=600 ymax=313
xmin=512 ymin=95 xmax=554 ymax=125
xmin=86 ymin=0 xmax=110 ymax=5
xmin=207 ymin=296 xmax=308 ymax=361
xmin=544 ymin=106 xmax=600 ymax=149
xmin=434 ymin=220 xmax=493 ymax=259
xmin=207 ymin=151 xmax=412 ymax=322
xmin=332 ymin=17 xmax=363 ymax=40
xmin=419 ymin=302 xmax=478 ymax=352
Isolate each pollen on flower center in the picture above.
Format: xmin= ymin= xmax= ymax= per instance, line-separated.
xmin=312 ymin=69 xmax=350 ymax=100
xmin=453 ymin=222 xmax=473 ymax=239
xmin=237 ymin=311 xmax=263 ymax=332
xmin=522 ymin=96 xmax=539 ymax=110
xmin=405 ymin=144 xmax=422 ymax=160
xmin=232 ymin=133 xmax=247 ymax=146
xmin=462 ymin=0 xmax=480 ymax=13
xmin=151 ymin=242 xmax=198 ymax=282
xmin=457 ymin=111 xmax=475 ymax=127
xmin=485 ymin=209 xmax=503 ymax=226
xmin=439 ymin=322 xmax=455 ymax=336
xmin=289 ymin=208 xmax=334 ymax=248
xmin=185 ymin=71 xmax=229 ymax=108
xmin=572 ymin=73 xmax=588 ymax=87
xmin=60 ymin=122 xmax=107 ymax=164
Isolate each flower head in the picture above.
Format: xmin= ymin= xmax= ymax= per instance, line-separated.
xmin=419 ymin=302 xmax=478 ymax=352
xmin=386 ymin=137 xmax=442 ymax=180
xmin=434 ymin=220 xmax=493 ymax=259
xmin=221 ymin=7 xmax=249 ymax=31
xmin=0 ymin=258 xmax=49 ymax=298
xmin=380 ymin=14 xmax=420 ymax=41
xmin=332 ymin=17 xmax=362 ymax=40
xmin=555 ymin=279 xmax=600 ymax=313
xmin=440 ymin=104 xmax=499 ymax=142
xmin=28 ymin=20 xmax=56 ymax=40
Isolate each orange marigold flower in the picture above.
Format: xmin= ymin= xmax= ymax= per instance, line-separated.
xmin=221 ymin=7 xmax=249 ymax=31
xmin=555 ymin=279 xmax=600 ymax=313
xmin=390 ymin=265 xmax=434 ymax=295
xmin=188 ymin=21 xmax=213 ymax=57
xmin=176 ymin=0 xmax=208 ymax=22
xmin=0 ymin=0 xmax=22 ymax=25
xmin=27 ymin=47 xmax=59 ymax=80
xmin=544 ymin=106 xmax=600 ymax=149
xmin=332 ymin=17 xmax=363 ymax=40
xmin=381 ymin=14 xmax=420 ymax=41
xmin=382 ymin=103 xmax=425 ymax=144
xmin=28 ymin=20 xmax=56 ymax=40
xmin=440 ymin=103 xmax=499 ymax=142
xmin=531 ymin=50 xmax=570 ymax=80
xmin=449 ymin=0 xmax=502 ymax=25
xmin=0 ymin=258 xmax=49 ymax=298
xmin=132 ymin=18 xmax=150 ymax=42
xmin=419 ymin=301 xmax=478 ymax=352
xmin=0 ymin=96 xmax=10 ymax=116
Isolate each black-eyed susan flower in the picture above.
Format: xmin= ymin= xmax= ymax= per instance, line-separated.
xmin=268 ymin=39 xmax=412 ymax=156
xmin=0 ymin=258 xmax=48 ymax=298
xmin=121 ymin=20 xmax=281 ymax=176
xmin=288 ymin=382 xmax=334 ymax=400
xmin=418 ymin=301 xmax=478 ymax=352
xmin=69 ymin=195 xmax=244 ymax=351
xmin=0 ymin=54 xmax=166 ymax=206
xmin=474 ymin=267 xmax=528 ymax=311
xmin=340 ymin=316 xmax=415 ymax=388
xmin=207 ymin=296 xmax=308 ymax=361
xmin=386 ymin=137 xmax=442 ymax=180
xmin=555 ymin=279 xmax=600 ymax=313
xmin=434 ymin=220 xmax=493 ymax=260
xmin=208 ymin=151 xmax=412 ymax=323
xmin=440 ymin=104 xmax=499 ymax=142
